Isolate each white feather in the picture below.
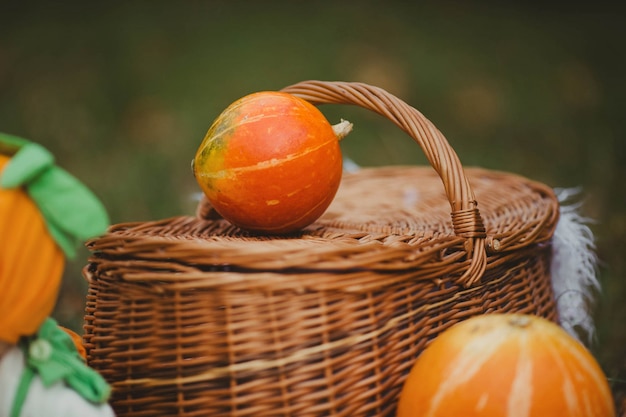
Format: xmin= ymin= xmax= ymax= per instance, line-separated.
xmin=342 ymin=157 xmax=361 ymax=173
xmin=551 ymin=187 xmax=600 ymax=345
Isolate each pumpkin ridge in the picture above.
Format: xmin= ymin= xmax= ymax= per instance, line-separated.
xmin=547 ymin=331 xmax=614 ymax=415
xmin=233 ymin=111 xmax=285 ymax=126
xmin=506 ymin=334 xmax=533 ymax=417
xmin=543 ymin=337 xmax=581 ymax=414
xmin=425 ymin=326 xmax=510 ymax=416
xmin=197 ymin=139 xmax=338 ymax=179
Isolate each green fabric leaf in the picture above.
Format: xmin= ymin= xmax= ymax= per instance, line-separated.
xmin=0 ymin=143 xmax=55 ymax=188
xmin=27 ymin=166 xmax=110 ymax=258
xmin=20 ymin=318 xmax=112 ymax=404
xmin=0 ymin=134 xmax=109 ymax=258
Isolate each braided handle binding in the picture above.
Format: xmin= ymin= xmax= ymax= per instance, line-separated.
xmin=281 ymin=80 xmax=487 ymax=286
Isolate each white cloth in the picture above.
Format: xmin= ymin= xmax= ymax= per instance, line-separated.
xmin=0 ymin=346 xmax=115 ymax=417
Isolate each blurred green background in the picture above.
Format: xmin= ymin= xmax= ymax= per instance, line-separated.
xmin=2 ymin=0 xmax=624 ymax=406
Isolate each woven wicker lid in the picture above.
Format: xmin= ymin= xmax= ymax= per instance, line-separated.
xmin=87 ymin=81 xmax=559 ymax=288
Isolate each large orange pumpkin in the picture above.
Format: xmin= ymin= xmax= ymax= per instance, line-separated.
xmin=397 ymin=313 xmax=615 ymax=417
xmin=193 ymin=91 xmax=344 ymax=234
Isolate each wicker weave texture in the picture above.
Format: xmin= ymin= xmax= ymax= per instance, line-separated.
xmin=83 ymin=81 xmax=560 ymax=416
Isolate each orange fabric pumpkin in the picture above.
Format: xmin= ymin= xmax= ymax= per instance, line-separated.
xmin=0 ymin=154 xmax=65 ymax=344
xmin=397 ymin=313 xmax=615 ymax=417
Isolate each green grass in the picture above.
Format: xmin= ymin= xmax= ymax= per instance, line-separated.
xmin=2 ymin=0 xmax=625 ymax=407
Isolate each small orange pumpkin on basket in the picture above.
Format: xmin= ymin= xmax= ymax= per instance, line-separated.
xmin=193 ymin=91 xmax=351 ymax=234
xmin=397 ymin=313 xmax=615 ymax=417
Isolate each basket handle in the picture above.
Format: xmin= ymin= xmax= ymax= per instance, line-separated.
xmin=281 ymin=80 xmax=487 ymax=286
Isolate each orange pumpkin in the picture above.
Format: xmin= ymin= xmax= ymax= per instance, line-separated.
xmin=193 ymin=91 xmax=344 ymax=234
xmin=59 ymin=326 xmax=87 ymax=360
xmin=397 ymin=313 xmax=615 ymax=417
xmin=0 ymin=154 xmax=65 ymax=344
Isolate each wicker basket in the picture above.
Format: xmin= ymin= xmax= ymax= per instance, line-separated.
xmin=83 ymin=81 xmax=560 ymax=416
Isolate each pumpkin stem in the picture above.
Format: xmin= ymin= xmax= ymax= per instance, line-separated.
xmin=332 ymin=119 xmax=353 ymax=141
xmin=508 ymin=315 xmax=532 ymax=328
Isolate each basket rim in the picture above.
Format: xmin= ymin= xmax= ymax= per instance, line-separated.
xmin=86 ymin=166 xmax=558 ymax=281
